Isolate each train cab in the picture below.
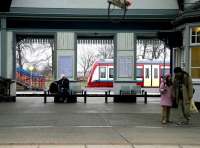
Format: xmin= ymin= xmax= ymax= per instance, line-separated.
xmin=87 ymin=59 xmax=114 ymax=87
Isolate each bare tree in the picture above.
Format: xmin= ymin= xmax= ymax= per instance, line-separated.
xmin=16 ymin=40 xmax=33 ymax=68
xmin=137 ymin=39 xmax=169 ymax=60
xmin=79 ymin=51 xmax=96 ymax=80
xmin=152 ymin=40 xmax=165 ymax=59
xmin=142 ymin=41 xmax=147 ymax=59
xmin=96 ymin=43 xmax=114 ymax=59
xmin=16 ymin=39 xmax=52 ymax=71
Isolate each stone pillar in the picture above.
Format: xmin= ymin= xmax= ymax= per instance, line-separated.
xmin=56 ymin=32 xmax=78 ymax=103
xmin=0 ymin=17 xmax=7 ymax=77
xmin=0 ymin=20 xmax=14 ymax=79
xmin=113 ymin=32 xmax=136 ymax=102
xmin=56 ymin=32 xmax=76 ymax=80
xmin=0 ymin=30 xmax=2 ymax=76
xmin=182 ymin=25 xmax=190 ymax=72
xmin=0 ymin=17 xmax=16 ymax=98
xmin=115 ymin=32 xmax=135 ymax=81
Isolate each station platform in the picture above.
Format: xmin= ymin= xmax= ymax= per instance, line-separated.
xmin=0 ymin=95 xmax=199 ymax=148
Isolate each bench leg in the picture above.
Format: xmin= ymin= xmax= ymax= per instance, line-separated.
xmin=84 ymin=91 xmax=87 ymax=103
xmin=44 ymin=91 xmax=47 ymax=103
xmin=144 ymin=91 xmax=147 ymax=104
xmin=105 ymin=91 xmax=108 ymax=103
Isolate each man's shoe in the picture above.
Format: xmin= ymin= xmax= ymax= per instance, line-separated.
xmin=181 ymin=121 xmax=189 ymax=125
xmin=175 ymin=122 xmax=182 ymax=126
xmin=166 ymin=120 xmax=173 ymax=123
xmin=162 ymin=120 xmax=167 ymax=124
xmin=176 ymin=121 xmax=189 ymax=126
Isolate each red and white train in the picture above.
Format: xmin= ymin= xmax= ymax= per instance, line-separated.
xmin=87 ymin=59 xmax=170 ymax=87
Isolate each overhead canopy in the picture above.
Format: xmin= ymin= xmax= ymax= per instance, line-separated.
xmin=8 ymin=0 xmax=178 ymax=20
xmin=177 ymin=0 xmax=184 ymax=11
xmin=0 ymin=0 xmax=12 ymax=12
xmin=1 ymin=0 xmax=178 ymax=30
xmin=157 ymin=31 xmax=183 ymax=48
xmin=174 ymin=0 xmax=200 ymax=26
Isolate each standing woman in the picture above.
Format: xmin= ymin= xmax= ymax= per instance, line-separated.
xmin=159 ymin=74 xmax=173 ymax=124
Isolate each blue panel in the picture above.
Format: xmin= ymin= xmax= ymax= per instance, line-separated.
xmin=58 ymin=56 xmax=73 ymax=78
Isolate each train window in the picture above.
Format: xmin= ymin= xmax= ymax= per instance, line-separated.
xmin=161 ymin=68 xmax=170 ymax=76
xmin=109 ymin=68 xmax=114 ymax=78
xmin=145 ymin=68 xmax=149 ymax=78
xmin=154 ymin=68 xmax=158 ymax=78
xmin=100 ymin=67 xmax=106 ymax=78
xmin=136 ymin=68 xmax=142 ymax=78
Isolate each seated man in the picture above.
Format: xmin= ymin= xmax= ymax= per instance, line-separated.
xmin=57 ymin=74 xmax=70 ymax=102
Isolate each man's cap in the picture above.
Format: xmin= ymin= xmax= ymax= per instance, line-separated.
xmin=174 ymin=67 xmax=182 ymax=73
xmin=60 ymin=74 xmax=66 ymax=78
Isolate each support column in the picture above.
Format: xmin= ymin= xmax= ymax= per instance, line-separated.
xmin=6 ymin=32 xmax=14 ymax=79
xmin=0 ymin=30 xmax=1 ymax=75
xmin=0 ymin=17 xmax=7 ymax=77
xmin=113 ymin=32 xmax=136 ymax=102
xmin=56 ymin=32 xmax=76 ymax=80
xmin=56 ymin=32 xmax=78 ymax=103
xmin=0 ymin=19 xmax=14 ymax=79
xmin=115 ymin=33 xmax=135 ymax=81
xmin=183 ymin=25 xmax=190 ymax=73
xmin=0 ymin=17 xmax=16 ymax=98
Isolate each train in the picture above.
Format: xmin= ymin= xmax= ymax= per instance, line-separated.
xmin=87 ymin=59 xmax=170 ymax=87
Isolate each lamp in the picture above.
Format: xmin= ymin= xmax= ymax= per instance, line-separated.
xmin=29 ymin=65 xmax=34 ymax=89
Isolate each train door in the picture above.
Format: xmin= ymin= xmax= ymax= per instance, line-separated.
xmin=107 ymin=66 xmax=114 ymax=81
xmin=136 ymin=65 xmax=144 ymax=86
xmin=107 ymin=66 xmax=114 ymax=87
xmin=143 ymin=65 xmax=151 ymax=87
xmin=152 ymin=65 xmax=160 ymax=87
xmin=99 ymin=66 xmax=107 ymax=87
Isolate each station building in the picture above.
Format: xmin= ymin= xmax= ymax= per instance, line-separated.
xmin=0 ymin=0 xmax=200 ymax=101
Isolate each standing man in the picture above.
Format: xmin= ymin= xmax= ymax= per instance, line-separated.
xmin=173 ymin=67 xmax=193 ymax=125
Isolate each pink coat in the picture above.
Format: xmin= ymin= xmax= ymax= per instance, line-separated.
xmin=159 ymin=82 xmax=173 ymax=107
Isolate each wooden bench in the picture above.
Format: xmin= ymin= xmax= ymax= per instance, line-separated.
xmin=16 ymin=85 xmax=161 ymax=104
xmin=43 ymin=89 xmax=153 ymax=104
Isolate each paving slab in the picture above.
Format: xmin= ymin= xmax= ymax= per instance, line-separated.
xmin=39 ymin=145 xmax=85 ymax=148
xmin=87 ymin=145 xmax=133 ymax=148
xmin=182 ymin=146 xmax=200 ymax=148
xmin=0 ymin=97 xmax=199 ymax=146
xmin=134 ymin=145 xmax=179 ymax=148
xmin=0 ymin=145 xmax=38 ymax=148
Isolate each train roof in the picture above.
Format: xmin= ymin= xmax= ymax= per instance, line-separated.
xmin=137 ymin=59 xmax=170 ymax=64
xmin=95 ymin=59 xmax=170 ymax=64
xmin=95 ymin=59 xmax=113 ymax=64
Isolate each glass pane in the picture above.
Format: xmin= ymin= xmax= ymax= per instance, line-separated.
xmin=161 ymin=68 xmax=170 ymax=76
xmin=191 ymin=47 xmax=200 ymax=67
xmin=145 ymin=68 xmax=149 ymax=78
xmin=192 ymin=30 xmax=195 ymax=35
xmin=197 ymin=35 xmax=200 ymax=43
xmin=192 ymin=68 xmax=200 ymax=78
xmin=192 ymin=36 xmax=196 ymax=43
xmin=197 ymin=31 xmax=200 ymax=35
xmin=154 ymin=68 xmax=158 ymax=78
xmin=136 ymin=68 xmax=142 ymax=78
xmin=109 ymin=68 xmax=114 ymax=78
xmin=100 ymin=67 xmax=106 ymax=78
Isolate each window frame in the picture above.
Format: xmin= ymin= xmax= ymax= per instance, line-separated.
xmin=190 ymin=27 xmax=200 ymax=45
xmin=99 ymin=66 xmax=107 ymax=80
